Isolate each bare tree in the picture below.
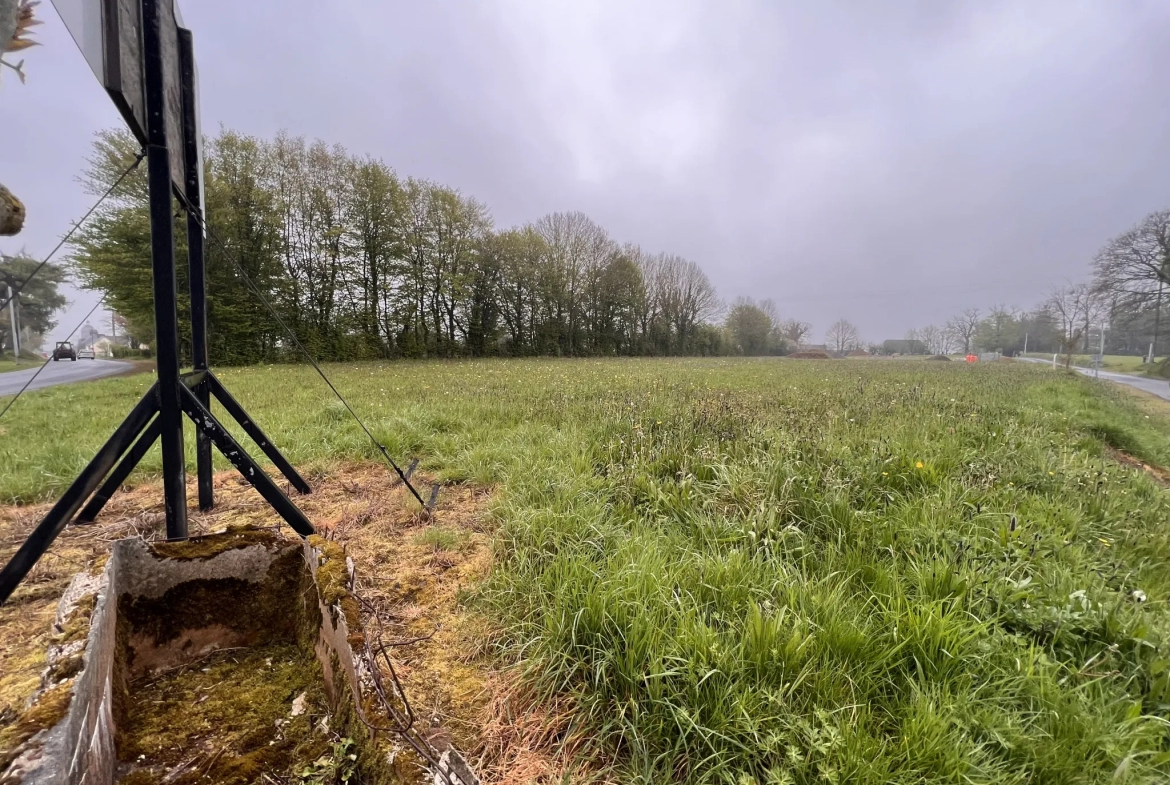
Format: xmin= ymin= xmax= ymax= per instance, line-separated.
xmin=780 ymin=319 xmax=812 ymax=348
xmin=826 ymin=319 xmax=860 ymax=353
xmin=1080 ymin=287 xmax=1110 ymax=352
xmin=918 ymin=324 xmax=951 ymax=355
xmin=1092 ymin=209 xmax=1170 ymax=305
xmin=1046 ymin=284 xmax=1090 ymax=369
xmin=535 ymin=211 xmax=614 ymax=354
xmin=945 ymin=308 xmax=980 ymax=354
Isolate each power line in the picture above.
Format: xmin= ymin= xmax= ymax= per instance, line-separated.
xmin=0 ymin=295 xmax=107 ymax=422
xmin=178 ymin=195 xmax=429 ymax=509
xmin=0 ymin=152 xmax=145 ymax=313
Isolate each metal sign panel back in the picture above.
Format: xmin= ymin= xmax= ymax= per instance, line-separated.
xmin=50 ymin=0 xmax=190 ymax=194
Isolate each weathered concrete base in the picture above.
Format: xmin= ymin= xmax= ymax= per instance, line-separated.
xmin=0 ymin=527 xmax=478 ymax=785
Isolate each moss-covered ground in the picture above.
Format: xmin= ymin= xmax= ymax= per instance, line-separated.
xmin=115 ymin=642 xmax=332 ymax=785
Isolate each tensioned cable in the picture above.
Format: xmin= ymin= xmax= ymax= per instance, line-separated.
xmin=0 ymin=295 xmax=107 ymax=422
xmin=177 ymin=193 xmax=429 ymax=508
xmin=0 ymin=152 xmax=145 ymax=313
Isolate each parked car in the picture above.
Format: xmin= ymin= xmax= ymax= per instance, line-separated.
xmin=77 ymin=347 xmax=96 ymax=360
xmin=51 ymin=341 xmax=77 ymax=361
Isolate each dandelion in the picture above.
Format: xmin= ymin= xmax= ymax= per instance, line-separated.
xmin=916 ymin=461 xmax=924 ymax=469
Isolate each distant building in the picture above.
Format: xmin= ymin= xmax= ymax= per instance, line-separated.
xmin=77 ymin=324 xmax=101 ymax=350
xmin=79 ymin=327 xmax=133 ymax=357
xmin=800 ymin=344 xmax=845 ymax=358
xmin=882 ymin=339 xmax=927 ymax=355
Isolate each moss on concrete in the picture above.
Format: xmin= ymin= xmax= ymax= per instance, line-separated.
xmin=110 ymin=530 xmax=389 ymax=783
xmin=114 ymin=643 xmax=332 ymax=785
xmin=118 ymin=546 xmax=304 ymax=655
xmin=46 ymin=653 xmax=85 ymax=682
xmin=148 ymin=526 xmax=280 ymax=561
xmin=0 ymin=682 xmax=73 ymax=772
xmin=58 ymin=592 xmax=97 ymax=645
xmin=308 ymin=536 xmax=364 ymax=650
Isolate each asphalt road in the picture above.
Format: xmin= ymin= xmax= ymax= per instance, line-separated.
xmin=0 ymin=358 xmax=133 ymax=396
xmin=1017 ymin=356 xmax=1170 ymax=401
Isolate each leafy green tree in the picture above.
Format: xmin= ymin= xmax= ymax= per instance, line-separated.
xmin=725 ymin=297 xmax=776 ymax=355
xmin=0 ymin=255 xmax=67 ymax=353
xmin=974 ymin=305 xmax=1021 ymax=353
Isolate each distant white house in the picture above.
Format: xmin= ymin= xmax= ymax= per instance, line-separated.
xmin=78 ymin=324 xmax=133 ymax=357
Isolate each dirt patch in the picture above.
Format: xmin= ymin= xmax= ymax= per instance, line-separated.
xmin=0 ymin=463 xmax=534 ymax=783
xmin=927 ymin=354 xmax=952 ymax=362
xmin=1106 ymin=446 xmax=1170 ymax=487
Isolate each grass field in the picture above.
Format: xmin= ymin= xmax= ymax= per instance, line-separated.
xmin=1022 ymin=352 xmax=1156 ymax=375
xmin=3 ymin=358 xmax=1170 ymax=783
xmin=0 ymin=358 xmax=33 ymax=374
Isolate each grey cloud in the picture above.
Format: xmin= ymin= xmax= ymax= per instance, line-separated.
xmin=4 ymin=0 xmax=1169 ymax=344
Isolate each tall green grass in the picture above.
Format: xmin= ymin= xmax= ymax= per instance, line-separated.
xmin=2 ymin=358 xmax=1170 ymax=782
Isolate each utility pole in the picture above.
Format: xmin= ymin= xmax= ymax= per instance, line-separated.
xmin=1023 ymin=332 xmax=1028 ymax=355
xmin=5 ymin=285 xmax=17 ymax=362
xmin=1096 ymin=324 xmax=1105 ymax=379
xmin=1150 ymin=281 xmax=1163 ymax=365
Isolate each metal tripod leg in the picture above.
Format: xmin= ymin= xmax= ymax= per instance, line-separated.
xmin=206 ymin=372 xmax=311 ymax=495
xmin=75 ymin=417 xmax=163 ymax=524
xmin=0 ymin=385 xmax=159 ymax=605
xmin=178 ymin=385 xmax=314 ymax=536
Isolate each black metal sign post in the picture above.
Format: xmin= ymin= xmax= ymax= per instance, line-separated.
xmin=141 ymin=0 xmax=188 ymax=539
xmin=0 ymin=0 xmax=315 ymax=606
xmin=178 ymin=26 xmax=214 ymax=513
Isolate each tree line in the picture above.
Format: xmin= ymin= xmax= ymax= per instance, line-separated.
xmin=67 ymin=129 xmax=752 ymax=365
xmin=64 ymin=128 xmax=1170 ymax=367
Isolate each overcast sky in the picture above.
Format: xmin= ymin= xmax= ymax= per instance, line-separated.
xmin=3 ymin=0 xmax=1170 ymax=347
